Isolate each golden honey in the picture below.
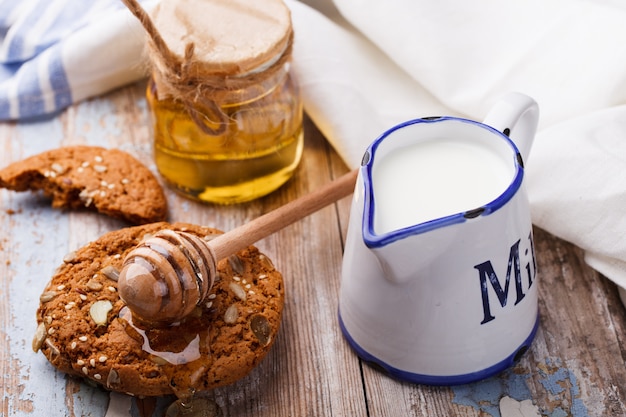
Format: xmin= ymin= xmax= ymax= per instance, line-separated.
xmin=147 ymin=64 xmax=303 ymax=204
xmin=131 ymin=0 xmax=302 ymax=204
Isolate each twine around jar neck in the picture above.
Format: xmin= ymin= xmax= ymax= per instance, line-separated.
xmin=122 ymin=0 xmax=294 ymax=136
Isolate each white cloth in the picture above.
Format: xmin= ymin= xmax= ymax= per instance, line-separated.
xmin=0 ymin=0 xmax=155 ymax=120
xmin=288 ymin=0 xmax=626 ymax=293
xmin=1 ymin=0 xmax=626 ymax=294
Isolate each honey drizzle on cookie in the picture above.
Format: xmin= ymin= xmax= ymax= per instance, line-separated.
xmin=119 ymin=307 xmax=209 ymax=365
xmin=119 ymin=306 xmax=213 ymax=397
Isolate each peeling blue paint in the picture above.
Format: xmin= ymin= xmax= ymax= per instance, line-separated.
xmin=547 ymin=408 xmax=568 ymax=417
xmin=452 ymin=359 xmax=590 ymax=417
xmin=538 ymin=359 xmax=589 ymax=417
xmin=539 ymin=366 xmax=569 ymax=395
xmin=451 ymin=367 xmax=532 ymax=417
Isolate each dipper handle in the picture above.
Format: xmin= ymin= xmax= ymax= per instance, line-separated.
xmin=209 ymin=169 xmax=358 ymax=260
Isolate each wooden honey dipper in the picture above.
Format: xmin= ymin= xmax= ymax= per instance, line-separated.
xmin=118 ymin=169 xmax=358 ymax=323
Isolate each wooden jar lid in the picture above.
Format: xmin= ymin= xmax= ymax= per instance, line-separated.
xmin=151 ymin=0 xmax=292 ymax=76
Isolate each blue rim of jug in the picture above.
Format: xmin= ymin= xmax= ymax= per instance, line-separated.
xmin=361 ymin=116 xmax=525 ymax=248
xmin=338 ymin=308 xmax=540 ymax=386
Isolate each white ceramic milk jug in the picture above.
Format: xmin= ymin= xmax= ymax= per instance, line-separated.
xmin=339 ymin=92 xmax=540 ymax=385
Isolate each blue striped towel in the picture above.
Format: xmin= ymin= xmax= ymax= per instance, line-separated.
xmin=0 ymin=0 xmax=156 ymax=121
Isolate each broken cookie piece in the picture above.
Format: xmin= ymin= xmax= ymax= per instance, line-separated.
xmin=0 ymin=146 xmax=167 ymax=224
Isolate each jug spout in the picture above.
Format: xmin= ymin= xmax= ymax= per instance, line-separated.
xmin=483 ymin=92 xmax=539 ymax=163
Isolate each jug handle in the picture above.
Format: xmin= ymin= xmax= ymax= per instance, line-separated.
xmin=482 ymin=92 xmax=539 ymax=164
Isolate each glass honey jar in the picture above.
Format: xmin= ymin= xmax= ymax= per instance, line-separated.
xmin=143 ymin=0 xmax=303 ymax=204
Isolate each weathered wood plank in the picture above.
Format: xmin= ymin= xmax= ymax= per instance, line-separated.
xmin=525 ymin=228 xmax=626 ymax=416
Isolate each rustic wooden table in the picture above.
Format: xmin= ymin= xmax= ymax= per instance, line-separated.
xmin=1 ymin=81 xmax=626 ymax=417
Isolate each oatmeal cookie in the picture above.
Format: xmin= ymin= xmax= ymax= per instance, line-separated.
xmin=33 ymin=222 xmax=284 ymax=397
